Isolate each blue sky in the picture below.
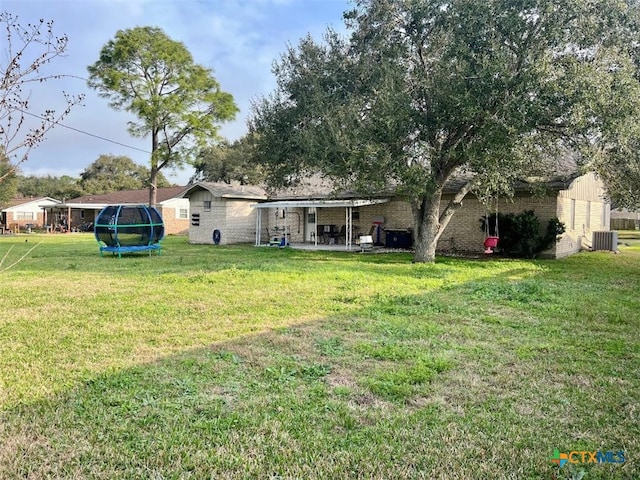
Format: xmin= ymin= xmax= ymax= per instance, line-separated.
xmin=3 ymin=0 xmax=352 ymax=185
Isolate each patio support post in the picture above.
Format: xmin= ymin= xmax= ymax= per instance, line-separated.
xmin=284 ymin=207 xmax=288 ymax=246
xmin=345 ymin=206 xmax=352 ymax=251
xmin=255 ymin=208 xmax=261 ymax=246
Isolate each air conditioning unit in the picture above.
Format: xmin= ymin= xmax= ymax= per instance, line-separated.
xmin=592 ymin=231 xmax=618 ymax=251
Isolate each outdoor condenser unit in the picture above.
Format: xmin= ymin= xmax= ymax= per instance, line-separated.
xmin=592 ymin=231 xmax=618 ymax=251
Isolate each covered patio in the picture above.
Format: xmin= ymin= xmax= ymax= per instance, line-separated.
xmin=253 ymin=198 xmax=389 ymax=251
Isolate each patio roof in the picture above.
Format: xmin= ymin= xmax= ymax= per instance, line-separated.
xmin=253 ymin=198 xmax=389 ymax=209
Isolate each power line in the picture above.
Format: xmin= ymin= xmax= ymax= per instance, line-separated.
xmin=18 ymin=109 xmax=152 ymax=154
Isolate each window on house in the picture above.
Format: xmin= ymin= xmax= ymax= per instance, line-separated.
xmin=203 ymin=201 xmax=211 ymax=211
xmin=352 ymin=208 xmax=360 ymax=221
xmin=178 ymin=208 xmax=188 ymax=219
xmin=15 ymin=211 xmax=35 ymax=220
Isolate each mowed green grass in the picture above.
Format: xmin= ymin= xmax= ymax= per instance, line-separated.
xmin=0 ymin=233 xmax=638 ymax=479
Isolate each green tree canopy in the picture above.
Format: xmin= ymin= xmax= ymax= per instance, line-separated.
xmin=87 ymin=26 xmax=238 ymax=206
xmin=17 ymin=174 xmax=83 ymax=200
xmin=191 ymin=135 xmax=265 ymax=185
xmin=250 ymin=0 xmax=640 ymax=262
xmin=79 ymin=154 xmax=171 ymax=194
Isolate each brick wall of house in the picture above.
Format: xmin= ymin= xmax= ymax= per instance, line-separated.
xmin=264 ymin=207 xmax=304 ymax=243
xmin=262 ymin=195 xmax=561 ymax=253
xmin=437 ymin=193 xmax=560 ymax=255
xmin=188 ymin=190 xmax=262 ymax=245
xmin=159 ymin=206 xmax=189 ymax=235
xmin=188 ymin=191 xmax=226 ymax=244
xmin=282 ymin=208 xmax=305 ymax=243
xmin=295 ymin=195 xmax=560 ymax=254
xmin=249 ymin=173 xmax=609 ymax=258
xmin=223 ymin=199 xmax=261 ymax=244
xmin=5 ymin=211 xmax=47 ymax=231
xmin=67 ymin=209 xmax=97 ymax=230
xmin=3 ymin=202 xmax=54 ymax=231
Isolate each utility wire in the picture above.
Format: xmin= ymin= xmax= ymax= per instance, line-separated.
xmin=18 ymin=109 xmax=152 ymax=154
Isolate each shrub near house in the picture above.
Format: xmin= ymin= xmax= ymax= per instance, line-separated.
xmin=481 ymin=210 xmax=566 ymax=258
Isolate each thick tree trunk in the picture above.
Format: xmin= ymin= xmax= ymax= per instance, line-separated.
xmin=412 ymin=181 xmax=473 ymax=263
xmin=412 ymin=188 xmax=443 ymax=263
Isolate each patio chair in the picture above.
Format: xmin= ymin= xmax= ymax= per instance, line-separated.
xmin=359 ymin=235 xmax=374 ymax=252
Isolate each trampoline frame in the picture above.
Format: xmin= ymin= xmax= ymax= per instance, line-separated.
xmin=94 ymin=205 xmax=165 ymax=258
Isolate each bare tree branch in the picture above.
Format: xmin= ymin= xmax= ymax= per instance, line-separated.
xmin=0 ymin=11 xmax=84 ymax=183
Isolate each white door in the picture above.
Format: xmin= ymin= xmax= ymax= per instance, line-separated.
xmin=305 ymin=207 xmax=317 ymax=242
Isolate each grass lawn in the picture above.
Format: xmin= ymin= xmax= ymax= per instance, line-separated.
xmin=0 ymin=233 xmax=638 ymax=479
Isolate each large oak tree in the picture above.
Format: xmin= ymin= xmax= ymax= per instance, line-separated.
xmin=250 ymin=0 xmax=640 ymax=262
xmin=191 ymin=135 xmax=265 ymax=185
xmin=87 ymin=26 xmax=238 ymax=206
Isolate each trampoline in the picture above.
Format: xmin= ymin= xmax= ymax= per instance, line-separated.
xmin=94 ymin=205 xmax=164 ymax=257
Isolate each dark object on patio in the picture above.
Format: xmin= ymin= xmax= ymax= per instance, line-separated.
xmin=94 ymin=205 xmax=164 ymax=257
xmin=385 ymin=228 xmax=413 ymax=248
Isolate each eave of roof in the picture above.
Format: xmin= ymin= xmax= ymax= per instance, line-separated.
xmin=181 ymin=182 xmax=268 ymax=200
xmin=253 ymin=198 xmax=389 ymax=209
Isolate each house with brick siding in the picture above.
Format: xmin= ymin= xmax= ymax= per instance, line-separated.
xmin=266 ymin=171 xmax=613 ymax=258
xmin=185 ymin=172 xmax=610 ymax=258
xmin=181 ymin=182 xmax=268 ymax=245
xmin=42 ymin=187 xmax=190 ymax=234
xmin=1 ymin=197 xmax=61 ymax=233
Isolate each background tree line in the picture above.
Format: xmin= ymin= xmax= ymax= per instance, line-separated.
xmin=2 ymin=141 xmax=263 ymax=204
xmin=5 ymin=154 xmax=173 ymax=201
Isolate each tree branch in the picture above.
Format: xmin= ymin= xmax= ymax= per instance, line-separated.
xmin=438 ymin=179 xmax=475 ymax=229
